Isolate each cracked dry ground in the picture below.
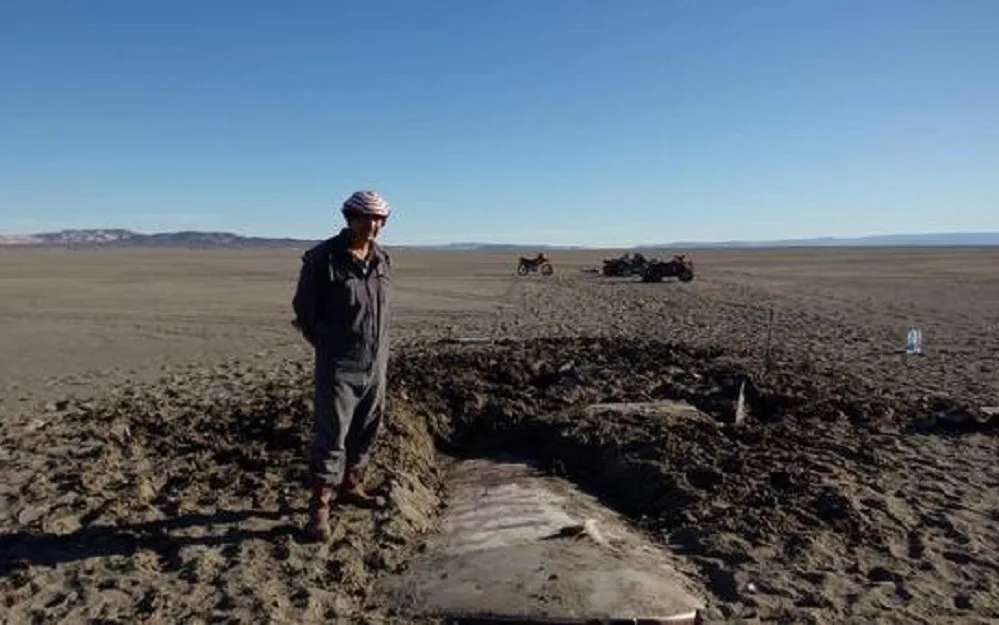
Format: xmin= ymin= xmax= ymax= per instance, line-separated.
xmin=2 ymin=249 xmax=999 ymax=624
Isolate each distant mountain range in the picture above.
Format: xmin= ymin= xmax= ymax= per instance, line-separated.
xmin=0 ymin=228 xmax=312 ymax=248
xmin=0 ymin=228 xmax=997 ymax=249
xmin=660 ymin=232 xmax=999 ymax=249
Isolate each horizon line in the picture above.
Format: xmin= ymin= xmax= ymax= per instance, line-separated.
xmin=3 ymin=226 xmax=999 ymax=249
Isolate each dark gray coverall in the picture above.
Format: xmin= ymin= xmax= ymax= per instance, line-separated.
xmin=292 ymin=228 xmax=392 ymax=487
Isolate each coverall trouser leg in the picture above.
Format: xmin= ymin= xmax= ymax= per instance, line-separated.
xmin=309 ymin=353 xmax=385 ymax=487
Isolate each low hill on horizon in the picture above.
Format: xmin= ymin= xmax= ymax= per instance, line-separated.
xmin=0 ymin=228 xmax=313 ymax=248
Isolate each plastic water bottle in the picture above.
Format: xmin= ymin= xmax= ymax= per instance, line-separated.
xmin=905 ymin=327 xmax=923 ymax=355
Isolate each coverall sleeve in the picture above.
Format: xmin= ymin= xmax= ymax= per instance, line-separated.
xmin=292 ymin=251 xmax=320 ymax=346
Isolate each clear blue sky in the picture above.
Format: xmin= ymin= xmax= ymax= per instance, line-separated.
xmin=1 ymin=0 xmax=996 ymax=246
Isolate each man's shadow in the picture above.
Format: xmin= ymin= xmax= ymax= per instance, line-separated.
xmin=0 ymin=506 xmax=307 ymax=576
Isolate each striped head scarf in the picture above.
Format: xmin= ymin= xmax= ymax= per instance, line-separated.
xmin=342 ymin=190 xmax=391 ymax=218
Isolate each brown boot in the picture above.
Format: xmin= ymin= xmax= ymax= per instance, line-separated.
xmin=339 ymin=469 xmax=386 ymax=509
xmin=303 ymin=483 xmax=335 ymax=542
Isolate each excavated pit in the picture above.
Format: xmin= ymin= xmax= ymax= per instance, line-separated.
xmin=377 ymin=412 xmax=707 ymax=623
xmin=1 ymin=336 xmax=961 ymax=623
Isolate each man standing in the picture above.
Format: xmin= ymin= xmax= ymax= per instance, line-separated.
xmin=292 ymin=189 xmax=393 ymax=542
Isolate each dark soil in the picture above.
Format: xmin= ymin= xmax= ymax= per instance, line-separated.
xmin=4 ymin=334 xmax=996 ymax=623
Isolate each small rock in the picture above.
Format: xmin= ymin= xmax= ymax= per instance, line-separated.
xmin=17 ymin=503 xmax=51 ymax=525
xmin=954 ymin=594 xmax=973 ymax=610
xmin=109 ymin=422 xmax=132 ymax=443
xmin=734 ymin=380 xmax=747 ymax=424
xmin=25 ymin=419 xmax=49 ymax=432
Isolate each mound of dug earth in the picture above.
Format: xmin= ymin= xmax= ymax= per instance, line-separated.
xmin=0 ymin=358 xmax=442 ymax=623
xmin=2 ymin=337 xmax=997 ymax=623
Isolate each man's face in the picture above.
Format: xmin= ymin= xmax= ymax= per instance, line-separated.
xmin=346 ymin=213 xmax=387 ymax=243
